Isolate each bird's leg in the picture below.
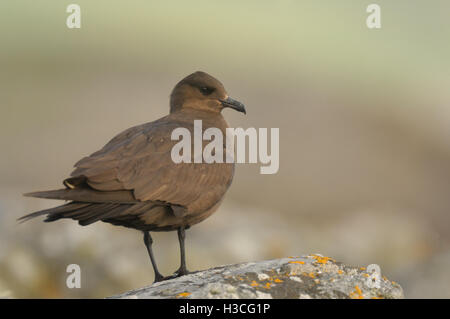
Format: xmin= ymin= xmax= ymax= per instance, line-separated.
xmin=174 ymin=226 xmax=190 ymax=277
xmin=143 ymin=231 xmax=164 ymax=282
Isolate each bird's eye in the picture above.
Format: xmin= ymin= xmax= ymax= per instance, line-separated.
xmin=199 ymin=87 xmax=215 ymax=96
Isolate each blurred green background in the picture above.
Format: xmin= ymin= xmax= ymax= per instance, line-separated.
xmin=1 ymin=0 xmax=450 ymax=298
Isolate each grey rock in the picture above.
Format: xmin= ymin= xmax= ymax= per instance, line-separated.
xmin=109 ymin=255 xmax=404 ymax=299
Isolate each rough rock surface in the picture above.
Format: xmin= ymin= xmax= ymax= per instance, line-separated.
xmin=110 ymin=255 xmax=404 ymax=299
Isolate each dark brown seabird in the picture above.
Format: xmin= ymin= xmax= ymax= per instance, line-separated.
xmin=19 ymin=71 xmax=246 ymax=282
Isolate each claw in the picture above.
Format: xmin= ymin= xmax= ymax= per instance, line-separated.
xmin=174 ymin=267 xmax=190 ymax=278
xmin=153 ymin=273 xmax=166 ymax=283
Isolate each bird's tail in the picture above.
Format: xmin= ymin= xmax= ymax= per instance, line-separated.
xmin=23 ymin=189 xmax=74 ymax=200
xmin=23 ymin=188 xmax=136 ymax=203
xmin=18 ymin=201 xmax=133 ymax=226
xmin=18 ymin=202 xmax=91 ymax=223
xmin=20 ymin=187 xmax=138 ymax=225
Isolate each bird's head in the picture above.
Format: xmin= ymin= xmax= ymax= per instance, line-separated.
xmin=170 ymin=71 xmax=246 ymax=115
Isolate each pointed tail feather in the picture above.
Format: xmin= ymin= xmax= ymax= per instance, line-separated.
xmin=18 ymin=201 xmax=135 ymax=226
xmin=17 ymin=202 xmax=90 ymax=223
xmin=23 ymin=188 xmax=136 ymax=203
xmin=23 ymin=189 xmax=71 ymax=200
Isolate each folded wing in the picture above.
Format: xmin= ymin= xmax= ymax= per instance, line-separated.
xmin=69 ymin=117 xmax=234 ymax=209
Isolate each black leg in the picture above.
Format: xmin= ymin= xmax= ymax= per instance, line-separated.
xmin=143 ymin=231 xmax=164 ymax=282
xmin=175 ymin=226 xmax=189 ymax=276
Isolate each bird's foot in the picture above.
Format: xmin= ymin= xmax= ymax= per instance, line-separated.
xmin=152 ymin=268 xmax=198 ymax=283
xmin=152 ymin=270 xmax=190 ymax=283
xmin=172 ymin=267 xmax=202 ymax=278
xmin=153 ymin=275 xmax=177 ymax=283
xmin=173 ymin=267 xmax=191 ymax=278
xmin=153 ymin=273 xmax=167 ymax=283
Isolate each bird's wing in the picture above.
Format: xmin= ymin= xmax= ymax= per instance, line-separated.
xmin=70 ymin=118 xmax=234 ymax=208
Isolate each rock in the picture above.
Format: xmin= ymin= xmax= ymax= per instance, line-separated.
xmin=109 ymin=254 xmax=404 ymax=299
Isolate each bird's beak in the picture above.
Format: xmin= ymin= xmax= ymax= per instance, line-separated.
xmin=220 ymin=97 xmax=246 ymax=114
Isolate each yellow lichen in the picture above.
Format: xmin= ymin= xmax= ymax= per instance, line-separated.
xmin=176 ymin=292 xmax=191 ymax=298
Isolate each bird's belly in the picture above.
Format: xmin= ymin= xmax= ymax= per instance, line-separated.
xmin=130 ymin=161 xmax=234 ymax=232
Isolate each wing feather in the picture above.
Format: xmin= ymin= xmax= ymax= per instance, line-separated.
xmin=69 ymin=117 xmax=234 ymax=210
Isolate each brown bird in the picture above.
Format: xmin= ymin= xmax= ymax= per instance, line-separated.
xmin=19 ymin=71 xmax=246 ymax=282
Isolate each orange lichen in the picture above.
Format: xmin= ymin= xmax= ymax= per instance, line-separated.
xmin=360 ymin=267 xmax=366 ymax=271
xmin=274 ymin=278 xmax=283 ymax=283
xmin=337 ymin=270 xmax=344 ymax=275
xmin=363 ymin=274 xmax=370 ymax=278
xmin=349 ymin=285 xmax=364 ymax=299
xmin=264 ymin=282 xmax=272 ymax=289
xmin=315 ymin=257 xmax=331 ymax=264
xmin=310 ymin=255 xmax=334 ymax=265
xmin=288 ymin=261 xmax=305 ymax=264
xmin=176 ymin=292 xmax=191 ymax=298
xmin=250 ymin=281 xmax=259 ymax=287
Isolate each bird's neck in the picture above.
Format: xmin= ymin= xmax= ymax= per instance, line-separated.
xmin=171 ymin=108 xmax=229 ymax=130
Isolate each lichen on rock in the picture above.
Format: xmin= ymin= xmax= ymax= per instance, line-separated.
xmin=109 ymin=255 xmax=404 ymax=299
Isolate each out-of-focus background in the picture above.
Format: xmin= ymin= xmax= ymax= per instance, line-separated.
xmin=1 ymin=1 xmax=449 ymax=298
